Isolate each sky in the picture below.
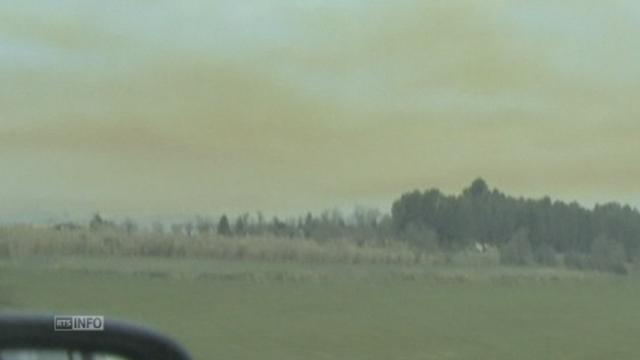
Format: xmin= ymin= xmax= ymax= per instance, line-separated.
xmin=1 ymin=0 xmax=639 ymax=223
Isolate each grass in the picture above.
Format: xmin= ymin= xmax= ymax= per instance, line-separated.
xmin=0 ymin=225 xmax=420 ymax=265
xmin=2 ymin=255 xmax=640 ymax=360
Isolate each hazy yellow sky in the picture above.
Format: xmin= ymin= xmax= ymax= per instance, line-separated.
xmin=1 ymin=1 xmax=639 ymax=221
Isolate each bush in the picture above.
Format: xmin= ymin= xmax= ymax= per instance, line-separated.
xmin=564 ymin=236 xmax=628 ymax=275
xmin=610 ymin=263 xmax=628 ymax=275
xmin=533 ymin=244 xmax=558 ymax=266
xmin=590 ymin=235 xmax=627 ymax=275
xmin=564 ymin=252 xmax=590 ymax=270
xmin=401 ymin=222 xmax=439 ymax=252
xmin=499 ymin=228 xmax=533 ymax=266
xmin=0 ymin=242 xmax=9 ymax=258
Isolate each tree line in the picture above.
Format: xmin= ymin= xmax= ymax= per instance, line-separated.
xmin=82 ymin=208 xmax=393 ymax=245
xmin=391 ymin=178 xmax=640 ymax=272
xmin=64 ymin=178 xmax=640 ymax=273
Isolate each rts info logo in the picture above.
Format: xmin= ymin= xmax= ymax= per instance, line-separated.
xmin=54 ymin=316 xmax=104 ymax=331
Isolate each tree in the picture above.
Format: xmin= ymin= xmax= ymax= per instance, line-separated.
xmin=89 ymin=213 xmax=105 ymax=231
xmin=402 ymin=222 xmax=439 ymax=252
xmin=234 ymin=213 xmax=250 ymax=236
xmin=390 ymin=178 xmax=640 ymax=262
xmin=590 ymin=235 xmax=626 ymax=274
xmin=184 ymin=222 xmax=194 ymax=237
xmin=465 ymin=177 xmax=490 ymax=198
xmin=196 ymin=216 xmax=213 ymax=236
xmin=152 ymin=221 xmax=165 ymax=235
xmin=170 ymin=223 xmax=183 ymax=236
xmin=217 ymin=215 xmax=232 ymax=236
xmin=89 ymin=213 xmax=115 ymax=232
xmin=302 ymin=212 xmax=314 ymax=238
xmin=122 ymin=218 xmax=138 ymax=236
xmin=499 ymin=228 xmax=533 ymax=266
xmin=533 ymin=243 xmax=557 ymax=266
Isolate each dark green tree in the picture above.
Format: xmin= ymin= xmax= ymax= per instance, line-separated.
xmin=217 ymin=215 xmax=232 ymax=236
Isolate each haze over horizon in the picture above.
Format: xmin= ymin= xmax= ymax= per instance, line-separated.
xmin=2 ymin=1 xmax=639 ymax=222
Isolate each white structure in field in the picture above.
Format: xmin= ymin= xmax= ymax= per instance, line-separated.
xmin=475 ymin=242 xmax=487 ymax=253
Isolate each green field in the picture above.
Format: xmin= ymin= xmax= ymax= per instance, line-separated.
xmin=1 ymin=257 xmax=639 ymax=360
